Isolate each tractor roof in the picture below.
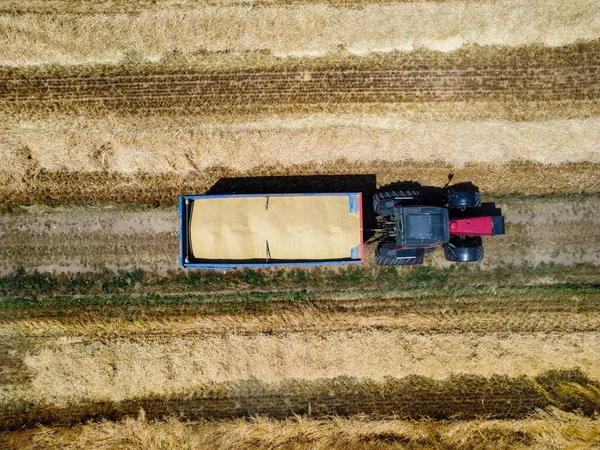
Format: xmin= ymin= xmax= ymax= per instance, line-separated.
xmin=396 ymin=206 xmax=450 ymax=247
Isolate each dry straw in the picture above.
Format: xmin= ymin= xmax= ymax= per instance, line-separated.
xmin=2 ymin=373 xmax=600 ymax=437
xmin=2 ymin=114 xmax=599 ymax=177
xmin=11 ymin=331 xmax=600 ymax=404
xmin=1 ymin=0 xmax=599 ymax=65
xmin=5 ymin=409 xmax=600 ymax=450
xmin=1 ymin=161 xmax=599 ymax=205
xmin=8 ymin=308 xmax=600 ymax=340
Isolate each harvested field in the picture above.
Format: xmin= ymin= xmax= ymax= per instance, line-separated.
xmin=2 ymin=284 xmax=599 ymax=321
xmin=1 ymin=43 xmax=598 ymax=204
xmin=2 ymin=0 xmax=600 ymax=444
xmin=5 ymin=0 xmax=600 ymax=12
xmin=8 ymin=301 xmax=600 ymax=339
xmin=2 ymin=43 xmax=600 ymax=114
xmin=3 ymin=65 xmax=598 ymax=113
xmin=12 ymin=331 xmax=600 ymax=403
xmin=3 ymin=410 xmax=599 ymax=450
xmin=1 ymin=197 xmax=599 ymax=274
xmin=6 ymin=99 xmax=600 ymax=122
xmin=1 ymin=286 xmax=598 ymax=407
xmin=1 ymin=0 xmax=599 ymax=65
xmin=2 ymin=282 xmax=599 ymax=430
xmin=2 ymin=370 xmax=600 ymax=430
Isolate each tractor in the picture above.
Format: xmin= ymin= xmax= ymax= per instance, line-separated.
xmin=373 ymin=182 xmax=505 ymax=266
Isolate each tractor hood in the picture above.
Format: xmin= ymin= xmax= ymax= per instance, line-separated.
xmin=395 ymin=206 xmax=450 ymax=247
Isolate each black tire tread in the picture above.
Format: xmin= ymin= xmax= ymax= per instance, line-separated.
xmin=444 ymin=243 xmax=484 ymax=262
xmin=373 ymin=190 xmax=420 ymax=212
xmin=375 ymin=254 xmax=424 ymax=266
xmin=447 ymin=190 xmax=482 ymax=209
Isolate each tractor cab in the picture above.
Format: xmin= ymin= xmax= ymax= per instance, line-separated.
xmin=395 ymin=206 xmax=450 ymax=248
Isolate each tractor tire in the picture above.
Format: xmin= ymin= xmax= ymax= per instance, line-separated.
xmin=444 ymin=236 xmax=484 ymax=262
xmin=373 ymin=190 xmax=420 ymax=213
xmin=446 ymin=190 xmax=482 ymax=209
xmin=376 ymin=243 xmax=425 ymax=266
xmin=375 ymin=254 xmax=424 ymax=266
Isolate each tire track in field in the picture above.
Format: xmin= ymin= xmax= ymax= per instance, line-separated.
xmin=1 ymin=65 xmax=598 ymax=113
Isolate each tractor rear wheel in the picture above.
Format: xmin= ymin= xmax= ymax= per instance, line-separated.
xmin=376 ymin=243 xmax=425 ymax=266
xmin=373 ymin=190 xmax=420 ymax=213
xmin=375 ymin=254 xmax=425 ymax=266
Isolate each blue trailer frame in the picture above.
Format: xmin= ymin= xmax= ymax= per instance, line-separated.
xmin=180 ymin=193 xmax=364 ymax=270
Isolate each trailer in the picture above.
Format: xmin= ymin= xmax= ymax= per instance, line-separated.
xmin=180 ymin=187 xmax=505 ymax=269
xmin=180 ymin=193 xmax=364 ymax=269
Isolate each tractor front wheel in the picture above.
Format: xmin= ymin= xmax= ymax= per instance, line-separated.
xmin=446 ymin=190 xmax=482 ymax=209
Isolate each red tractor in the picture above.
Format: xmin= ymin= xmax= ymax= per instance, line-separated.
xmin=373 ymin=186 xmax=505 ymax=266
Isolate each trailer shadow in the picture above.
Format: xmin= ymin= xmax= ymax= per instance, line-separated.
xmin=207 ymin=174 xmax=378 ymax=196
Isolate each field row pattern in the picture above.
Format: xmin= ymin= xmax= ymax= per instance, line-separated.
xmin=2 ymin=163 xmax=599 ymax=205
xmin=2 ymin=371 xmax=598 ymax=430
xmin=1 ymin=66 xmax=599 ymax=111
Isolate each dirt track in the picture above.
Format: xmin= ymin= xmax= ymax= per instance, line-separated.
xmin=1 ymin=197 xmax=598 ymax=275
xmin=0 ymin=205 xmax=176 ymax=274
